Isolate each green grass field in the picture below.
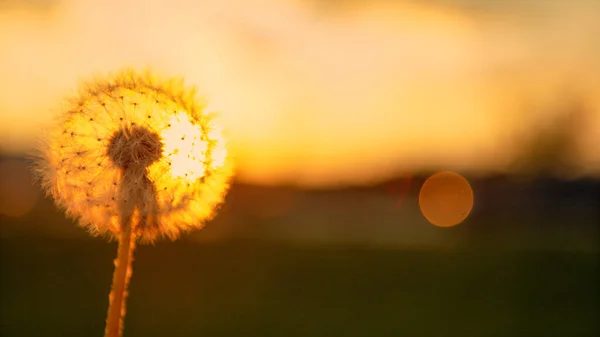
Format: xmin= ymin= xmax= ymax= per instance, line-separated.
xmin=1 ymin=235 xmax=598 ymax=337
xmin=1 ymin=177 xmax=598 ymax=336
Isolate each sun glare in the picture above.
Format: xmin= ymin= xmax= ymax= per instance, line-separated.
xmin=161 ymin=112 xmax=208 ymax=180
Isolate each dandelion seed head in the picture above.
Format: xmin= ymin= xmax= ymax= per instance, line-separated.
xmin=35 ymin=68 xmax=233 ymax=242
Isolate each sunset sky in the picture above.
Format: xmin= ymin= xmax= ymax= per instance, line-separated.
xmin=1 ymin=0 xmax=599 ymax=186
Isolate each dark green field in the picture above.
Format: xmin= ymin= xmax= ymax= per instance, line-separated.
xmin=1 ymin=235 xmax=598 ymax=337
xmin=1 ymin=176 xmax=599 ymax=336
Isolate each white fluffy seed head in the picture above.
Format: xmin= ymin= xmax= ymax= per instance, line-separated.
xmin=34 ymin=68 xmax=234 ymax=243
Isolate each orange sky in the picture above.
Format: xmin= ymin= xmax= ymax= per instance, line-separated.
xmin=1 ymin=0 xmax=599 ymax=186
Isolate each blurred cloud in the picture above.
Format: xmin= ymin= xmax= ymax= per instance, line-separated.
xmin=0 ymin=0 xmax=599 ymax=186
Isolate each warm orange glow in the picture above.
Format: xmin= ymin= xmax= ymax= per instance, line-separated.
xmin=206 ymin=122 xmax=228 ymax=169
xmin=419 ymin=171 xmax=473 ymax=227
xmin=2 ymin=1 xmax=600 ymax=186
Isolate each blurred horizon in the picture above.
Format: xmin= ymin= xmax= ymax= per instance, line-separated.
xmin=1 ymin=0 xmax=600 ymax=187
xmin=2 ymin=153 xmax=598 ymax=250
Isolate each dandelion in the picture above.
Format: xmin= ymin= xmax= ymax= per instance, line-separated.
xmin=34 ymin=68 xmax=233 ymax=337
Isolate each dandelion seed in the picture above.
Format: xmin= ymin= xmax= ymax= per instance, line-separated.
xmin=33 ymin=68 xmax=233 ymax=337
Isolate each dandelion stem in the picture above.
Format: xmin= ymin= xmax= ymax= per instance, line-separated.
xmin=105 ymin=214 xmax=136 ymax=337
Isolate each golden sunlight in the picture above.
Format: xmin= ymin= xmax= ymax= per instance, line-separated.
xmin=161 ymin=112 xmax=208 ymax=180
xmin=2 ymin=0 xmax=600 ymax=186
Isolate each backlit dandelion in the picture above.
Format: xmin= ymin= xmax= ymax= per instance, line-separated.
xmin=34 ymin=68 xmax=233 ymax=337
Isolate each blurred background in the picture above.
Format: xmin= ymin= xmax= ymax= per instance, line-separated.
xmin=1 ymin=0 xmax=599 ymax=336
